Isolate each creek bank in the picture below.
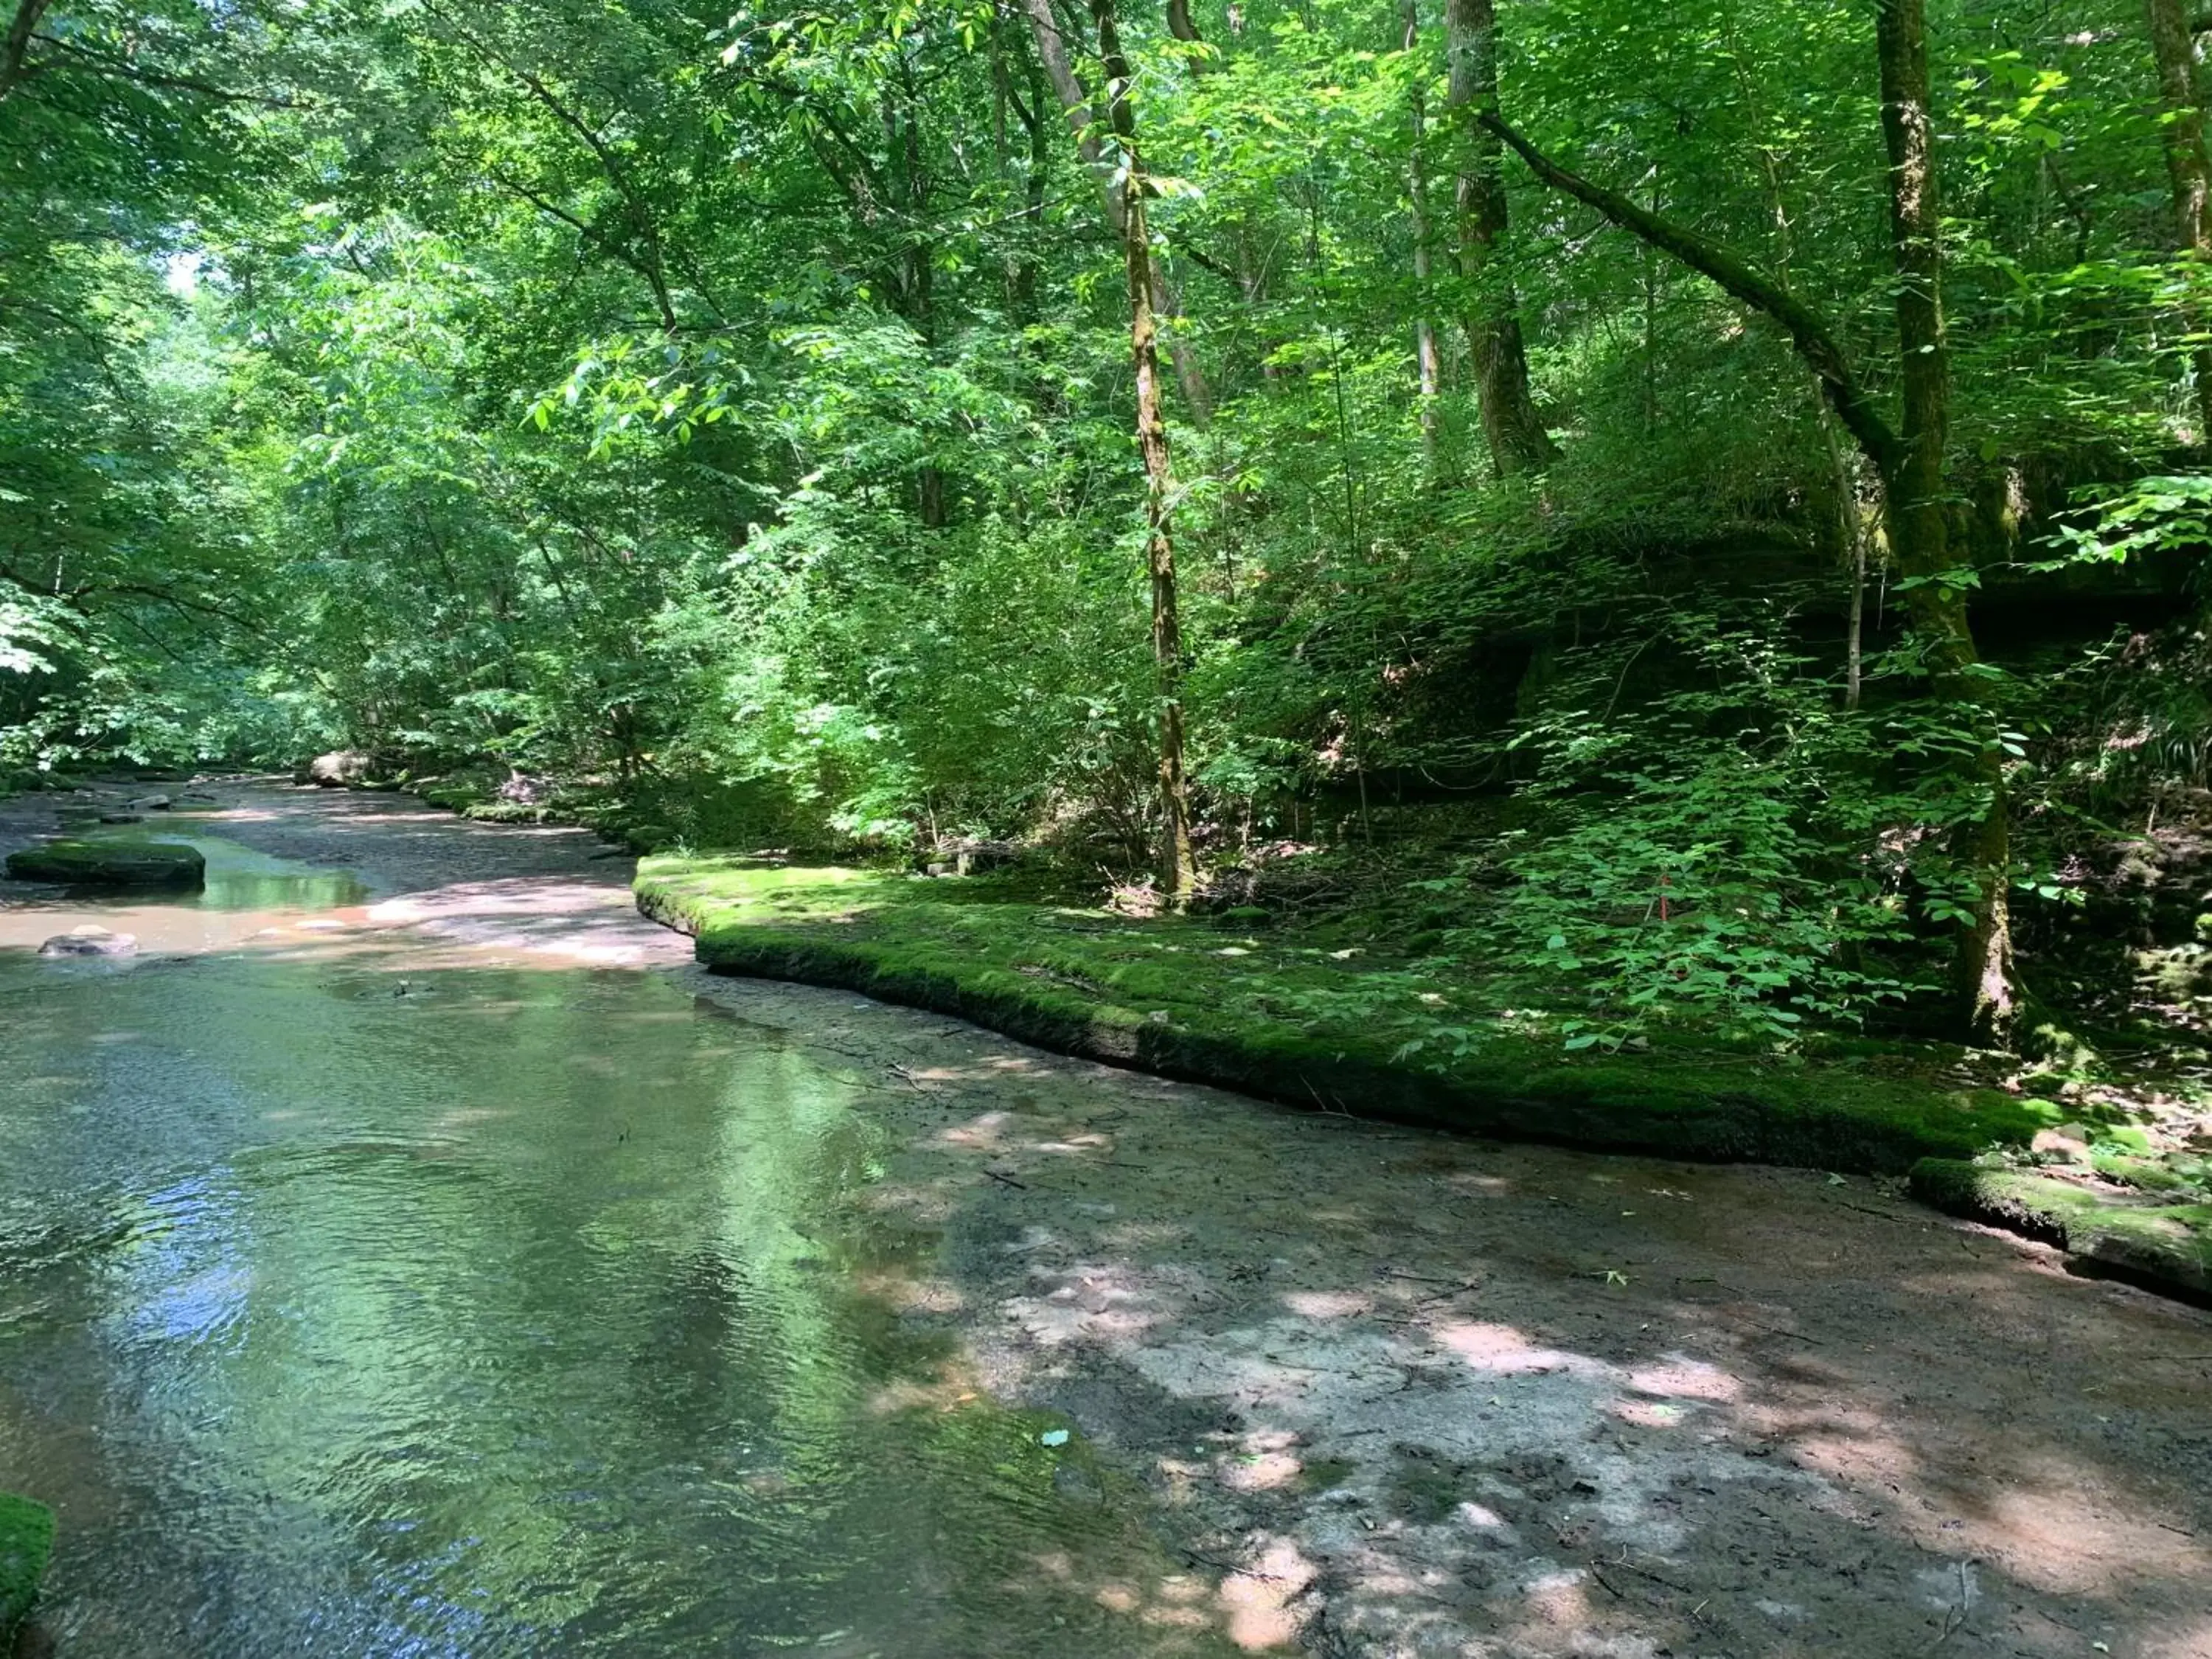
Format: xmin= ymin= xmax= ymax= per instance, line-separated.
xmin=7 ymin=781 xmax=2208 ymax=1655
xmin=633 ymin=858 xmax=2050 ymax=1176
xmin=633 ymin=856 xmax=2212 ymax=1300
xmin=1911 ymin=1158 xmax=2212 ymax=1301
xmin=0 ymin=1492 xmax=53 ymax=1644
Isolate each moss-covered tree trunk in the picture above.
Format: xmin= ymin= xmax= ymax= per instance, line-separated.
xmin=1444 ymin=0 xmax=1555 ymax=476
xmin=1019 ymin=0 xmax=1211 ymax=425
xmin=1092 ymin=0 xmax=1198 ymax=900
xmin=1874 ymin=0 xmax=2014 ymax=1047
xmin=1403 ymin=0 xmax=1443 ymax=473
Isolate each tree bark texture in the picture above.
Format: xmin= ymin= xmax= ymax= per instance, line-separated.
xmin=1019 ymin=0 xmax=1211 ymax=422
xmin=1444 ymin=0 xmax=1554 ymax=474
xmin=1876 ymin=0 xmax=2012 ymax=1045
xmin=1402 ymin=0 xmax=1442 ymax=470
xmin=2146 ymin=0 xmax=2212 ymax=443
xmin=0 ymin=0 xmax=49 ymax=101
xmin=1090 ymin=0 xmax=1197 ymax=898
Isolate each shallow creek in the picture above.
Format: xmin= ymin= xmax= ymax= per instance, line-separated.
xmin=0 ymin=829 xmax=1234 ymax=1656
xmin=3 ymin=788 xmax=2211 ymax=1659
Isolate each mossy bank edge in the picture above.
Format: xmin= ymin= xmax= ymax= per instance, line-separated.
xmin=636 ymin=857 xmax=2045 ymax=1176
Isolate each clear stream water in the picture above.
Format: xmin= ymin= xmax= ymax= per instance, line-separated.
xmin=0 ymin=837 xmax=1233 ymax=1656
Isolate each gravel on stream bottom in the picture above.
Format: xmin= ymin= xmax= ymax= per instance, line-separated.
xmin=4 ymin=779 xmax=2211 ymax=1658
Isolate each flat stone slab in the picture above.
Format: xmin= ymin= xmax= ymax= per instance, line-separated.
xmin=0 ymin=1491 xmax=54 ymax=1642
xmin=6 ymin=836 xmax=205 ymax=888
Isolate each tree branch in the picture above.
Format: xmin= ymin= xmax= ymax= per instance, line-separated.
xmin=0 ymin=0 xmax=51 ymax=100
xmin=25 ymin=32 xmax=313 ymax=108
xmin=1478 ymin=109 xmax=1902 ymax=473
xmin=425 ymin=2 xmax=681 ymax=330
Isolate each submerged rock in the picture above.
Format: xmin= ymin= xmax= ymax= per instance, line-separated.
xmin=0 ymin=1491 xmax=54 ymax=1643
xmin=38 ymin=926 xmax=139 ymax=958
xmin=5 ymin=838 xmax=205 ymax=888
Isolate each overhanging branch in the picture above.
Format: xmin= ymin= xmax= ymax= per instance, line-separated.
xmin=1479 ymin=109 xmax=1903 ymax=476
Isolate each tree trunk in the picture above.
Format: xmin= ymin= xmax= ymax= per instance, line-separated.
xmin=1481 ymin=2 xmax=2020 ymax=1046
xmin=1875 ymin=0 xmax=2012 ymax=1045
xmin=1091 ymin=0 xmax=1197 ymax=898
xmin=2146 ymin=0 xmax=2212 ymax=444
xmin=1402 ymin=0 xmax=1442 ymax=471
xmin=1443 ymin=0 xmax=1555 ymax=475
xmin=0 ymin=0 xmax=49 ymax=101
xmin=1019 ymin=0 xmax=1211 ymax=423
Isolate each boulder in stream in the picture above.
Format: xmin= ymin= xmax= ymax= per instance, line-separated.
xmin=38 ymin=926 xmax=139 ymax=958
xmin=0 ymin=1491 xmax=54 ymax=1644
xmin=300 ymin=751 xmax=370 ymax=787
xmin=5 ymin=837 xmax=205 ymax=888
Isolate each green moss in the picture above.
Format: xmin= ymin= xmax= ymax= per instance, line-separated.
xmin=1385 ymin=1455 xmax=1467 ymax=1524
xmin=1910 ymin=1160 xmax=2212 ymax=1300
xmin=5 ymin=834 xmax=205 ymax=888
xmin=1295 ymin=1457 xmax=1358 ymax=1495
xmin=0 ymin=1491 xmax=54 ymax=1641
xmin=414 ymin=777 xmax=497 ymax=813
xmin=636 ymin=858 xmax=2047 ymax=1175
xmin=2090 ymin=1150 xmax=2210 ymax=1199
xmin=462 ymin=801 xmax=557 ymax=825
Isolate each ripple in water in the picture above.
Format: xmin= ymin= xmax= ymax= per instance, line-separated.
xmin=0 ymin=955 xmax=1239 ymax=1656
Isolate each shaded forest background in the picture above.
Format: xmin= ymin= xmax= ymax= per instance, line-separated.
xmin=9 ymin=0 xmax=2212 ymax=1052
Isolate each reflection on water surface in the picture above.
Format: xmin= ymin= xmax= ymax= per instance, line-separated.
xmin=0 ymin=835 xmax=371 ymax=956
xmin=0 ymin=936 xmax=1234 ymax=1655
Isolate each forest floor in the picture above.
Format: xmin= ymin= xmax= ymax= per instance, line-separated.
xmin=5 ymin=781 xmax=2212 ymax=1657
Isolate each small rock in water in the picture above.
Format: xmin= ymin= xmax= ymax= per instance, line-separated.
xmin=135 ymin=796 xmax=173 ymax=810
xmin=99 ymin=813 xmax=143 ymax=825
xmin=38 ymin=926 xmax=138 ymax=958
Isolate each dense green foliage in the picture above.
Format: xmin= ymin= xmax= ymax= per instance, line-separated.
xmin=8 ymin=0 xmax=2212 ymax=1049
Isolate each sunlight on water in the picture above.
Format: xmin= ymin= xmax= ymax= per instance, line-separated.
xmin=0 ymin=945 xmax=1235 ymax=1656
xmin=0 ymin=834 xmax=371 ymax=956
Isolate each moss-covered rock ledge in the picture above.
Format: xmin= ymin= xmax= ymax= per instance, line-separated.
xmin=636 ymin=858 xmax=2047 ymax=1175
xmin=1912 ymin=1159 xmax=2212 ymax=1301
xmin=5 ymin=834 xmax=204 ymax=887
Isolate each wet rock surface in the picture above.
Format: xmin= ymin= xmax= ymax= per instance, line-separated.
xmin=36 ymin=925 xmax=136 ymax=957
xmin=299 ymin=750 xmax=369 ymax=787
xmin=4 ymin=836 xmax=204 ymax=888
